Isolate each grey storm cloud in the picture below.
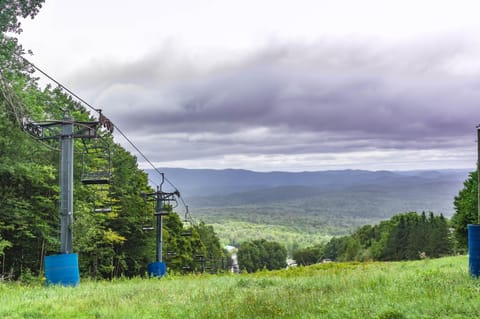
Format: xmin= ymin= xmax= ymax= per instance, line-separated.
xmin=70 ymin=38 xmax=480 ymax=161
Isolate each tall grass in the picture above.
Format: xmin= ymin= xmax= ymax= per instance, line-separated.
xmin=1 ymin=256 xmax=479 ymax=318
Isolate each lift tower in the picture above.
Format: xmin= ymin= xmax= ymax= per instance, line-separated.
xmin=468 ymin=125 xmax=480 ymax=277
xmin=24 ymin=111 xmax=108 ymax=285
xmin=142 ymin=174 xmax=180 ymax=277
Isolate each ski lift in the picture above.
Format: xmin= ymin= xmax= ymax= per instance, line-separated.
xmin=81 ymin=141 xmax=113 ymax=213
xmin=141 ymin=212 xmax=154 ymax=231
xmin=88 ymin=181 xmax=112 ymax=213
xmin=140 ymin=192 xmax=154 ymax=231
xmin=181 ymin=206 xmax=193 ymax=236
xmin=81 ymin=143 xmax=111 ymax=185
xmin=94 ymin=206 xmax=112 ymax=213
xmin=181 ymin=228 xmax=192 ymax=237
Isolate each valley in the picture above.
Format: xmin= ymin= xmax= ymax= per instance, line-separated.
xmin=147 ymin=168 xmax=471 ymax=248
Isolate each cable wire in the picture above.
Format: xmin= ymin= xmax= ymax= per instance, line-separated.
xmin=16 ymin=54 xmax=172 ymax=185
xmin=15 ymin=53 xmax=194 ymax=216
xmin=14 ymin=52 xmax=99 ymax=114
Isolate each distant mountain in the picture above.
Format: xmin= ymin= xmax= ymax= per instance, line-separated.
xmin=144 ymin=168 xmax=472 ymax=245
xmin=146 ymin=168 xmax=470 ymax=212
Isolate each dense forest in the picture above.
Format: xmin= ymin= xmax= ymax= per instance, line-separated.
xmin=293 ymin=171 xmax=479 ymax=265
xmin=167 ymin=168 xmax=467 ymax=250
xmin=293 ymin=211 xmax=453 ymax=265
xmin=0 ymin=0 xmax=225 ymax=280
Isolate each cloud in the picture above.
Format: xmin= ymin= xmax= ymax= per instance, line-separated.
xmin=64 ymin=36 xmax=480 ymax=169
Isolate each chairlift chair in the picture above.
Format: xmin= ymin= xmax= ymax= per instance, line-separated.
xmin=181 ymin=206 xmax=193 ymax=236
xmin=89 ymin=181 xmax=112 ymax=213
xmin=81 ymin=144 xmax=111 ymax=185
xmin=167 ymin=251 xmax=177 ymax=258
xmin=82 ymin=176 xmax=113 ymax=214
xmin=142 ymin=213 xmax=154 ymax=231
xmin=94 ymin=207 xmax=112 ymax=213
xmin=81 ymin=141 xmax=113 ymax=213
xmin=181 ymin=219 xmax=193 ymax=236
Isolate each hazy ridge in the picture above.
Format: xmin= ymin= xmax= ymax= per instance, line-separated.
xmin=145 ymin=168 xmax=471 ymax=244
xmin=147 ymin=168 xmax=469 ymax=215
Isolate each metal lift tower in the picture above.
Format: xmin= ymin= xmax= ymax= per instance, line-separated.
xmin=142 ymin=174 xmax=179 ymax=277
xmin=24 ymin=111 xmax=103 ymax=285
xmin=468 ymin=125 xmax=480 ymax=277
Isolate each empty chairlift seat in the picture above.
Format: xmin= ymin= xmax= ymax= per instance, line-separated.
xmin=81 ymin=144 xmax=111 ymax=185
xmin=81 ymin=171 xmax=111 ymax=185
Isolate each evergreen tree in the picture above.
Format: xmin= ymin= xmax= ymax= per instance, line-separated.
xmin=451 ymin=171 xmax=478 ymax=251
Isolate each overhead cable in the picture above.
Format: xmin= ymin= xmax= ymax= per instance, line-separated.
xmin=13 ymin=53 xmax=190 ymax=211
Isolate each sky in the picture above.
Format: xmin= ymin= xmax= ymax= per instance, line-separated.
xmin=16 ymin=0 xmax=480 ymax=172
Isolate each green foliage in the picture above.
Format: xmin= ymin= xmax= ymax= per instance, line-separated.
xmin=195 ymin=180 xmax=460 ymax=251
xmin=292 ymin=244 xmax=324 ymax=266
xmin=206 ymin=221 xmax=331 ymax=255
xmin=237 ymin=239 xmax=287 ymax=272
xmin=191 ymin=221 xmax=225 ymax=273
xmin=0 ymin=78 xmax=58 ymax=277
xmin=377 ymin=311 xmax=407 ymax=319
xmin=295 ymin=211 xmax=453 ymax=264
xmin=451 ymin=170 xmax=478 ymax=251
xmin=0 ymin=0 xmax=44 ymax=34
xmin=0 ymin=1 xmax=226 ymax=280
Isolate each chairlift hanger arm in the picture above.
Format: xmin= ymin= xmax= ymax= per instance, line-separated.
xmin=23 ymin=119 xmax=100 ymax=140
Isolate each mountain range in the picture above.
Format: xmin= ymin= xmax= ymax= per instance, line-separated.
xmin=145 ymin=168 xmax=472 ymax=246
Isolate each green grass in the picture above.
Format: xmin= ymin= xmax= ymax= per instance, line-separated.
xmin=1 ymin=256 xmax=480 ymax=318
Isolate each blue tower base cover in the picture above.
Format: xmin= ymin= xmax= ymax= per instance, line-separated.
xmin=468 ymin=224 xmax=480 ymax=277
xmin=44 ymin=253 xmax=80 ymax=286
xmin=148 ymin=261 xmax=167 ymax=277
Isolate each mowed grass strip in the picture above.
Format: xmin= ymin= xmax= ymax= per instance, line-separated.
xmin=1 ymin=256 xmax=479 ymax=318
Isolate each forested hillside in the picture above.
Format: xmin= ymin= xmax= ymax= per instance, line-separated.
xmin=0 ymin=1 xmax=224 ymax=280
xmin=294 ymin=211 xmax=453 ymax=264
xmin=148 ymin=168 xmax=469 ymax=248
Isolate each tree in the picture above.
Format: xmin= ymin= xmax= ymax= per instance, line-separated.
xmin=323 ymin=236 xmax=348 ymax=261
xmin=0 ymin=0 xmax=227 ymax=280
xmin=427 ymin=213 xmax=452 ymax=257
xmin=193 ymin=221 xmax=225 ymax=273
xmin=292 ymin=244 xmax=325 ymax=266
xmin=237 ymin=239 xmax=286 ymax=273
xmin=381 ymin=215 xmax=409 ymax=260
xmin=0 ymin=0 xmax=44 ymax=34
xmin=0 ymin=74 xmax=58 ymax=278
xmin=451 ymin=171 xmax=478 ymax=251
xmin=321 ymin=211 xmax=453 ymax=263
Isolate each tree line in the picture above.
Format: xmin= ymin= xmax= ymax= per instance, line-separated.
xmin=0 ymin=0 xmax=225 ymax=280
xmin=293 ymin=211 xmax=452 ymax=265
xmin=293 ymin=171 xmax=479 ymax=266
xmin=237 ymin=192 xmax=479 ymax=272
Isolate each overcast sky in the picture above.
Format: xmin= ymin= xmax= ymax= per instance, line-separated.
xmin=16 ymin=0 xmax=480 ymax=172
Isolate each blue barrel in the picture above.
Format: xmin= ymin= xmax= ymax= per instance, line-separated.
xmin=468 ymin=224 xmax=480 ymax=277
xmin=44 ymin=253 xmax=80 ymax=286
xmin=148 ymin=261 xmax=167 ymax=277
